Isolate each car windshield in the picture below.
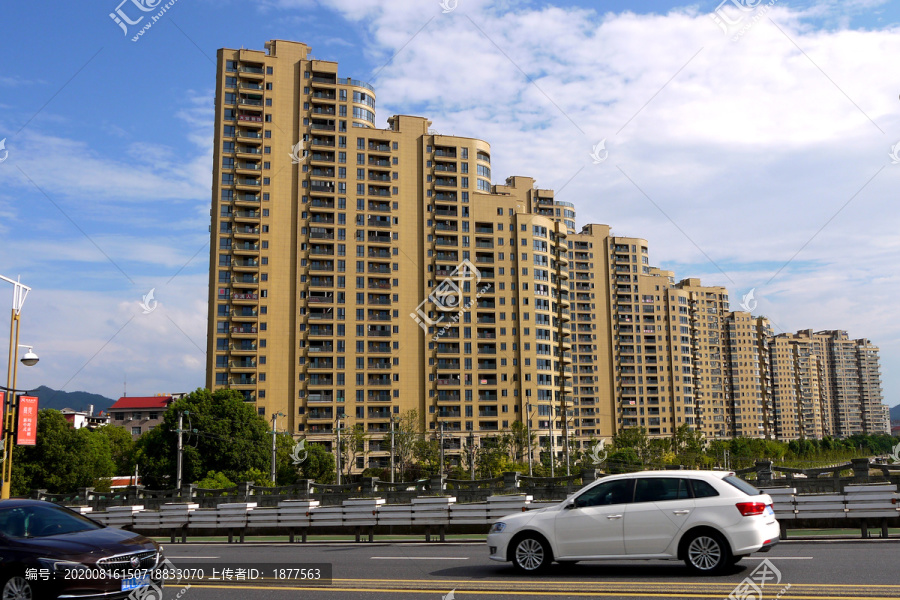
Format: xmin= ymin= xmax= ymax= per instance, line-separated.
xmin=0 ymin=505 xmax=102 ymax=539
xmin=723 ymin=475 xmax=762 ymax=496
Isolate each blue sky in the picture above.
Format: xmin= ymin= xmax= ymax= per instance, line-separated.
xmin=1 ymin=0 xmax=899 ymax=413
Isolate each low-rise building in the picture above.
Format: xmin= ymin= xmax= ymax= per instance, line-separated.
xmin=108 ymin=394 xmax=182 ymax=438
xmin=60 ymin=406 xmax=111 ymax=430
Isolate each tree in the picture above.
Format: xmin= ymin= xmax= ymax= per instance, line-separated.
xmin=341 ymin=424 xmax=368 ymax=479
xmin=613 ymin=427 xmax=650 ymax=463
xmin=134 ymin=388 xmax=271 ymax=488
xmin=394 ymin=409 xmax=419 ymax=481
xmin=298 ymin=442 xmax=335 ymax=483
xmin=195 ymin=471 xmax=235 ymax=489
xmin=96 ymin=424 xmax=135 ymax=475
xmin=11 ymin=409 xmax=116 ymax=495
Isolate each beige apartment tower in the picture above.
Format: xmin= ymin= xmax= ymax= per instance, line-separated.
xmin=206 ymin=40 xmax=608 ymax=470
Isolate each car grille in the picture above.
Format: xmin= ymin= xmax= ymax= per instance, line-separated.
xmin=97 ymin=550 xmax=159 ymax=570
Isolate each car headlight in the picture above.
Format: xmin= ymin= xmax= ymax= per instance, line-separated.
xmin=489 ymin=522 xmax=506 ymax=534
xmin=38 ymin=558 xmax=89 ymax=575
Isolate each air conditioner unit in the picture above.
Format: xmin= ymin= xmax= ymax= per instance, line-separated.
xmin=126 ymin=418 xmax=133 ymax=422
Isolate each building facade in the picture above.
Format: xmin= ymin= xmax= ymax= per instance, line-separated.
xmin=206 ymin=40 xmax=890 ymax=469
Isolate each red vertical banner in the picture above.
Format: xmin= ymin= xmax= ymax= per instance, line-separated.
xmin=16 ymin=396 xmax=38 ymax=446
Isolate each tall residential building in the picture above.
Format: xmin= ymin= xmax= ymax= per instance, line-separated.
xmin=206 ymin=40 xmax=587 ymax=469
xmin=724 ymin=312 xmax=774 ymax=439
xmin=792 ymin=330 xmax=888 ymax=437
xmin=206 ymin=39 xmax=889 ymax=463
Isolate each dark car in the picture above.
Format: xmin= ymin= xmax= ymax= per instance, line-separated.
xmin=0 ymin=499 xmax=164 ymax=599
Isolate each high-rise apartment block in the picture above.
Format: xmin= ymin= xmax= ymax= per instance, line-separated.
xmin=206 ymin=40 xmax=889 ymax=470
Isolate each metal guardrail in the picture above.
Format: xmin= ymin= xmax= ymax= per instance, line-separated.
xmin=68 ymin=484 xmax=900 ymax=544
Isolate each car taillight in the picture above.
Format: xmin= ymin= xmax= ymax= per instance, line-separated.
xmin=735 ymin=502 xmax=767 ymax=516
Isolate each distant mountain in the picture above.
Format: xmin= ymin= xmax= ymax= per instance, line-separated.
xmin=26 ymin=386 xmax=116 ymax=414
xmin=892 ymin=404 xmax=900 ymax=422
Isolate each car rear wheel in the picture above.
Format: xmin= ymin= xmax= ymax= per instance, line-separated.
xmin=1 ymin=575 xmax=34 ymax=600
xmin=684 ymin=531 xmax=731 ymax=574
xmin=512 ymin=535 xmax=551 ymax=573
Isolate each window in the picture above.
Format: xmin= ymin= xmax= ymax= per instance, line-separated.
xmin=634 ymin=478 xmax=689 ymax=502
xmin=723 ymin=475 xmax=759 ymax=496
xmin=573 ymin=479 xmax=634 ymax=508
xmin=131 ymin=427 xmax=141 ymax=436
xmin=689 ymin=479 xmax=720 ymax=498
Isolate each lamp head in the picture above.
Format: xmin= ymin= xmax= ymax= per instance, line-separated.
xmin=20 ymin=346 xmax=39 ymax=367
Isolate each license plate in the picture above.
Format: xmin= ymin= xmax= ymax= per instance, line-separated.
xmin=765 ymin=505 xmax=775 ymax=516
xmin=122 ymin=574 xmax=150 ymax=591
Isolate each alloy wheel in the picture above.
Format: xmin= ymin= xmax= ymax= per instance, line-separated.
xmin=515 ymin=537 xmax=546 ymax=571
xmin=2 ymin=577 xmax=33 ymax=600
xmin=687 ymin=535 xmax=722 ymax=571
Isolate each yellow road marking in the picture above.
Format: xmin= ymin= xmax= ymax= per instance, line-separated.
xmin=187 ymin=585 xmax=900 ymax=599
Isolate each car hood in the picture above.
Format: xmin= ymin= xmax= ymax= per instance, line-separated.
xmin=16 ymin=526 xmax=155 ymax=559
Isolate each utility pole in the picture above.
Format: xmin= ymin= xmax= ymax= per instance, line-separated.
xmin=176 ymin=411 xmax=184 ymax=490
xmin=389 ymin=416 xmax=395 ymax=483
xmin=525 ymin=402 xmax=533 ymax=477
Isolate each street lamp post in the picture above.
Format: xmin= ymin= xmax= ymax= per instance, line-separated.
xmin=2 ymin=274 xmax=37 ymax=500
xmin=270 ymin=412 xmax=285 ymax=484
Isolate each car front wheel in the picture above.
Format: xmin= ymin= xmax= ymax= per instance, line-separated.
xmin=1 ymin=574 xmax=34 ymax=600
xmin=512 ymin=535 xmax=551 ymax=573
xmin=683 ymin=531 xmax=731 ymax=574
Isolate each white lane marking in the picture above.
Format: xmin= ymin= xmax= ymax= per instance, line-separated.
xmin=744 ymin=556 xmax=813 ymax=560
xmin=370 ymin=557 xmax=470 ymax=560
xmin=165 ymin=556 xmax=221 ymax=559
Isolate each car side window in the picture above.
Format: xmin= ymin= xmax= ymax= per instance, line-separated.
xmin=574 ymin=479 xmax=634 ymax=508
xmin=634 ymin=478 xmax=689 ymax=502
xmin=689 ymin=479 xmax=720 ymax=498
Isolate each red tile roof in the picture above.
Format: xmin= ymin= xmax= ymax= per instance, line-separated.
xmin=109 ymin=396 xmax=173 ymax=410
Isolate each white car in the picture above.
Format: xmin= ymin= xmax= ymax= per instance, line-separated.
xmin=487 ymin=470 xmax=779 ymax=574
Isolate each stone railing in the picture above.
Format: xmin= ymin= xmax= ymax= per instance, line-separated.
xmin=32 ymin=460 xmax=899 ymax=510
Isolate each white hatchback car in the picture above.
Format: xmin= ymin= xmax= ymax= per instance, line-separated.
xmin=487 ymin=470 xmax=779 ymax=574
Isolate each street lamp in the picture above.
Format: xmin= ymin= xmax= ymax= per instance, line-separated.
xmin=20 ymin=347 xmax=39 ymax=367
xmin=2 ymin=274 xmax=35 ymax=500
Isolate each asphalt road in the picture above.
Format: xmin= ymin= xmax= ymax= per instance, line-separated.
xmin=154 ymin=538 xmax=900 ymax=600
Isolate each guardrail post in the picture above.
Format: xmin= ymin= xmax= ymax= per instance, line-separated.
xmin=755 ymin=461 xmax=773 ymax=486
xmin=32 ymin=489 xmax=46 ymax=500
xmin=851 ymin=458 xmax=870 ymax=483
xmin=581 ymin=469 xmax=598 ymax=484
xmin=361 ymin=477 xmax=376 ymax=496
xmin=294 ymin=479 xmax=312 ymax=499
xmin=502 ymin=472 xmax=519 ymax=492
xmin=181 ymin=483 xmax=196 ymax=501
xmin=238 ymin=482 xmax=253 ymax=501
xmin=429 ymin=475 xmax=445 ymax=492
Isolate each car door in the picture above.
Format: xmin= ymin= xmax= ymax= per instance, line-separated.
xmin=624 ymin=477 xmax=694 ymax=555
xmin=554 ymin=478 xmax=634 ymax=558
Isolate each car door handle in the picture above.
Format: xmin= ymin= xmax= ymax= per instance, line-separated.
xmin=672 ymin=510 xmax=690 ymax=515
xmin=607 ymin=514 xmax=623 ymax=520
